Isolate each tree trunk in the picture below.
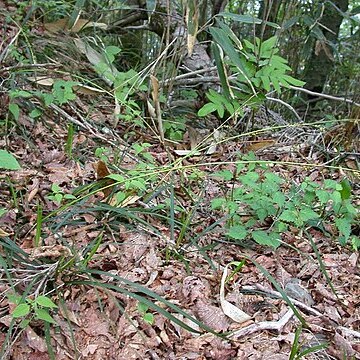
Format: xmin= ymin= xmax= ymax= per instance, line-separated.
xmin=302 ymin=0 xmax=349 ymax=96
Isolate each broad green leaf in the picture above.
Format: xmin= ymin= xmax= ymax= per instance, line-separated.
xmin=224 ymin=100 xmax=234 ymax=114
xmin=138 ymin=302 xmax=149 ymax=313
xmin=219 ymin=12 xmax=280 ymax=29
xmin=0 ymin=150 xmax=21 ymax=170
xmin=340 ymin=179 xmax=351 ymax=200
xmin=217 ymin=20 xmax=242 ymax=50
xmin=35 ymin=295 xmax=58 ymax=309
xmin=209 ymin=27 xmax=255 ymax=94
xmin=51 ymin=183 xmax=61 ymax=193
xmin=279 ymin=209 xmax=296 ymax=223
xmin=7 ymin=293 xmax=21 ymax=304
xmin=216 ymin=104 xmax=225 ymax=118
xmin=351 ymin=236 xmax=360 ymax=251
xmin=281 ymin=75 xmax=306 ymax=87
xmin=128 ymin=179 xmax=146 ymax=191
xmin=243 ymin=39 xmax=255 ymax=51
xmin=211 ymin=197 xmax=226 ymax=210
xmin=316 ymin=190 xmax=330 ymax=204
xmin=9 ymin=103 xmax=20 ymax=120
xmin=329 ymin=191 xmax=342 ymax=206
xmin=12 ymin=303 xmax=30 ymax=318
xmin=265 ymin=173 xmax=284 ymax=184
xmin=252 ymin=230 xmax=280 ymax=248
xmin=299 ymin=208 xmax=319 ymax=222
xmin=227 ymin=225 xmax=248 ymax=240
xmin=143 ymin=313 xmax=154 ymax=325
xmin=272 ymin=192 xmax=286 ymax=207
xmin=213 ymin=169 xmax=233 ymax=181
xmin=282 ymin=16 xmax=299 ymax=30
xmin=261 ymin=76 xmax=271 ymax=91
xmin=218 ymin=13 xmax=262 ymax=24
xmin=198 ymin=103 xmax=218 ymax=117
xmin=35 ymin=308 xmax=57 ymax=324
xmin=107 ymin=174 xmax=125 ymax=183
xmin=212 ymin=43 xmax=232 ymax=99
xmin=259 ymin=36 xmax=277 ymax=57
xmin=335 ymin=217 xmax=351 ymax=240
xmin=206 ymin=89 xmax=224 ymax=105
xmin=10 ymin=90 xmax=32 ymax=98
xmin=271 ymin=76 xmax=281 ymax=93
xmin=238 ymin=171 xmax=259 ymax=186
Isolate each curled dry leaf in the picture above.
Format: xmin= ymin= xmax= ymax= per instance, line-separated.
xmin=220 ymin=264 xmax=251 ymax=324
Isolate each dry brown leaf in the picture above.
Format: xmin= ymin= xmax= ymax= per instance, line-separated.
xmin=44 ymin=17 xmax=108 ymax=33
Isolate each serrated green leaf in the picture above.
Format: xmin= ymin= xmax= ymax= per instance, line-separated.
xmin=213 ymin=170 xmax=233 ymax=181
xmin=238 ymin=171 xmax=259 ymax=186
xmin=35 ymin=296 xmax=58 ymax=309
xmin=335 ymin=217 xmax=351 ymax=240
xmin=330 ymin=191 xmax=342 ymax=205
xmin=299 ymin=208 xmax=319 ymax=222
xmin=272 ymin=192 xmax=286 ymax=207
xmin=316 ymin=190 xmax=330 ymax=204
xmin=12 ymin=303 xmax=31 ymax=318
xmin=0 ymin=150 xmax=21 ymax=170
xmin=35 ymin=308 xmax=57 ymax=324
xmin=227 ymin=225 xmax=248 ymax=240
xmin=279 ymin=209 xmax=296 ymax=223
xmin=210 ymin=197 xmax=226 ymax=210
xmin=252 ymin=230 xmax=280 ymax=248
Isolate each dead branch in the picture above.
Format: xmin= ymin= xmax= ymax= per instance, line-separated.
xmin=230 ymin=309 xmax=294 ymax=339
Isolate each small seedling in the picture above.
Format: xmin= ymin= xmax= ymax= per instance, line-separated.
xmin=48 ymin=183 xmax=76 ymax=205
xmin=8 ymin=293 xmax=58 ymax=327
xmin=137 ymin=302 xmax=154 ymax=325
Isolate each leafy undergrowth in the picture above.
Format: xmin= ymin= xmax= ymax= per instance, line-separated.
xmin=1 ymin=3 xmax=360 ymax=360
xmin=1 ymin=107 xmax=359 ymax=359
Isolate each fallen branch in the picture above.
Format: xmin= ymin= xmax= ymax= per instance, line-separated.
xmin=338 ymin=326 xmax=360 ymax=339
xmin=243 ymin=284 xmax=323 ymax=317
xmin=230 ymin=309 xmax=294 ymax=339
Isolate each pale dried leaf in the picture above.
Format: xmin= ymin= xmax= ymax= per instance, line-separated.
xmin=220 ymin=264 xmax=251 ymax=323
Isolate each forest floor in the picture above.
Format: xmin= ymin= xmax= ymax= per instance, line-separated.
xmin=0 ymin=94 xmax=359 ymax=360
xmin=0 ymin=2 xmax=360 ymax=358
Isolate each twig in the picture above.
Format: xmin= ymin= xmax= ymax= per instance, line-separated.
xmin=243 ymin=284 xmax=323 ymax=317
xmin=230 ymin=309 xmax=294 ymax=339
xmin=266 ymin=96 xmax=303 ymax=122
xmin=0 ymin=30 xmax=20 ymax=63
xmin=289 ymin=85 xmax=360 ymax=107
xmin=0 ymin=63 xmax=61 ymax=75
xmin=338 ymin=326 xmax=360 ymax=339
xmin=162 ymin=66 xmax=217 ymax=85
